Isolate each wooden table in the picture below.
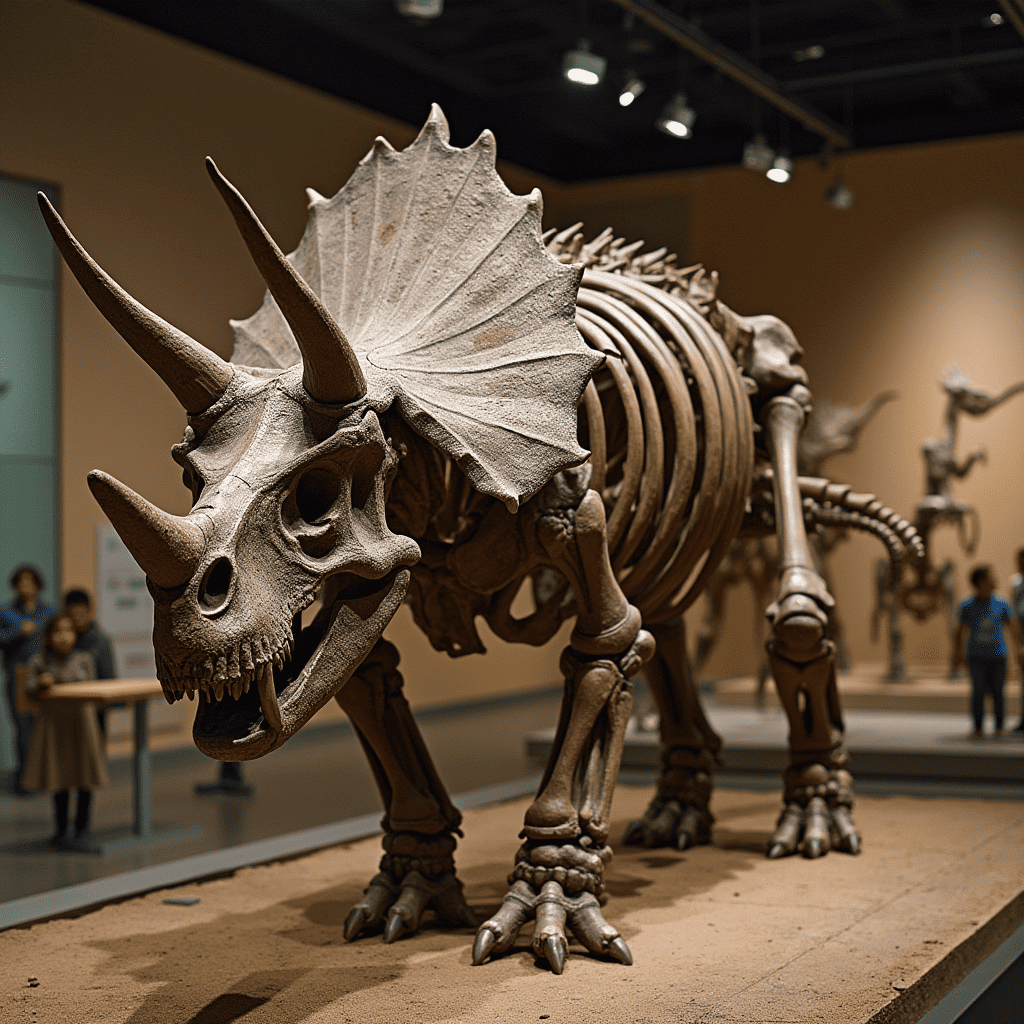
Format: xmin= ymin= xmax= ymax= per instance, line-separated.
xmin=38 ymin=678 xmax=201 ymax=853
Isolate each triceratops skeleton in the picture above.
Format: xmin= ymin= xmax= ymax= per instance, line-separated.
xmin=41 ymin=107 xmax=921 ymax=973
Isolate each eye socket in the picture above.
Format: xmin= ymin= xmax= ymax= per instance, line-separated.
xmin=295 ymin=467 xmax=341 ymax=523
xmin=198 ymin=557 xmax=233 ymax=614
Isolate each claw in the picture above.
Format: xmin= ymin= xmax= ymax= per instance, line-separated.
xmin=343 ymin=907 xmax=368 ymax=942
xmin=383 ymin=911 xmax=408 ymax=944
xmin=472 ymin=925 xmax=498 ymax=966
xmin=767 ymin=803 xmax=803 ymax=859
xmin=831 ymin=806 xmax=861 ymax=855
xmin=675 ymin=807 xmax=701 ymax=850
xmin=803 ymin=837 xmax=825 ymax=859
xmin=543 ymin=934 xmax=567 ymax=975
xmin=608 ymin=936 xmax=633 ymax=966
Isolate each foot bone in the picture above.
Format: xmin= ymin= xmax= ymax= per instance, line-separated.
xmin=472 ymin=839 xmax=630 ymax=972
xmin=344 ymin=831 xmax=476 ymax=943
xmin=624 ymin=760 xmax=713 ymax=850
xmin=767 ymin=767 xmax=860 ymax=859
xmin=472 ymin=880 xmax=631 ymax=974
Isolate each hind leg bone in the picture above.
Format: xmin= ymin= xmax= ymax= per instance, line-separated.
xmin=762 ymin=391 xmax=859 ymax=859
xmin=624 ymin=617 xmax=721 ymax=850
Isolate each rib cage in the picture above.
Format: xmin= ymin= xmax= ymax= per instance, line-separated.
xmin=576 ymin=270 xmax=754 ymax=625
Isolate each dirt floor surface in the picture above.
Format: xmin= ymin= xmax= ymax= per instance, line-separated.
xmin=2 ymin=786 xmax=1022 ymax=1024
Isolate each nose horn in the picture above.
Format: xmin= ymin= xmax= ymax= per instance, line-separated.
xmin=88 ymin=471 xmax=205 ymax=588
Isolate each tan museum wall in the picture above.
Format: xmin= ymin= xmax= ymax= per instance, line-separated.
xmin=3 ymin=0 xmax=1022 ymax=708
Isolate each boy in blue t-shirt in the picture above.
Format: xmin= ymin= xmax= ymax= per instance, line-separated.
xmin=952 ymin=564 xmax=1024 ymax=738
xmin=1012 ymin=548 xmax=1024 ymax=733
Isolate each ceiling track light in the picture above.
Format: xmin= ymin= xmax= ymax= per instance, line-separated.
xmin=395 ymin=0 xmax=443 ymax=20
xmin=825 ymin=172 xmax=854 ymax=209
xmin=656 ymin=92 xmax=696 ymax=138
xmin=563 ymin=39 xmax=607 ymax=86
xmin=742 ymin=133 xmax=775 ymax=171
xmin=766 ymin=152 xmax=793 ymax=183
xmin=619 ymin=72 xmax=646 ymax=107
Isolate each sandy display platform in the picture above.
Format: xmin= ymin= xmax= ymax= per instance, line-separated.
xmin=2 ymin=786 xmax=1022 ymax=1023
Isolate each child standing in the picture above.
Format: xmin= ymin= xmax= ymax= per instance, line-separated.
xmin=21 ymin=614 xmax=108 ymax=847
xmin=1011 ymin=548 xmax=1024 ymax=733
xmin=952 ymin=564 xmax=1024 ymax=738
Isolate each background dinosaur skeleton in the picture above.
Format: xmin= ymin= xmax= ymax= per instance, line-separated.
xmin=872 ymin=365 xmax=1024 ymax=683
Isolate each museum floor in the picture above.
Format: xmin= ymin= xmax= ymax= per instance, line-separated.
xmin=0 ymin=689 xmax=565 ymax=904
xmin=2 ymin=684 xmax=1023 ymax=906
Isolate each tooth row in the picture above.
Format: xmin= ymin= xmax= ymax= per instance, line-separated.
xmin=157 ymin=632 xmax=293 ymax=706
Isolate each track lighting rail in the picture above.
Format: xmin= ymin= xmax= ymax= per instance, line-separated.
xmin=607 ymin=0 xmax=851 ymax=149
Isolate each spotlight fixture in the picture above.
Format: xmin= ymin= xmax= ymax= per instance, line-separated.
xmin=825 ymin=173 xmax=854 ymax=210
xmin=742 ymin=133 xmax=775 ymax=171
xmin=563 ymin=40 xmax=606 ymax=86
xmin=618 ymin=73 xmax=646 ymax=107
xmin=766 ymin=152 xmax=793 ymax=183
xmin=395 ymin=0 xmax=443 ymax=20
xmin=656 ymin=93 xmax=696 ymax=138
xmin=792 ymin=44 xmax=825 ymax=61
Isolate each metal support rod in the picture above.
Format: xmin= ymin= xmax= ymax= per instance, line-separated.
xmin=607 ymin=0 xmax=851 ymax=149
xmin=132 ymin=700 xmax=152 ymax=837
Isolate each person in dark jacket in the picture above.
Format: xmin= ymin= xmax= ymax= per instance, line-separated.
xmin=64 ymin=589 xmax=117 ymax=736
xmin=0 ymin=565 xmax=55 ymax=792
xmin=64 ymin=589 xmax=116 ymax=681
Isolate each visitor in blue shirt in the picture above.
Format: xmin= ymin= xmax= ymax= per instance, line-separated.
xmin=952 ymin=564 xmax=1024 ymax=738
xmin=1011 ymin=548 xmax=1024 ymax=733
xmin=0 ymin=565 xmax=56 ymax=792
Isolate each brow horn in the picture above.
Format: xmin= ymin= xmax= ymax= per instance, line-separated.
xmin=88 ymin=471 xmax=205 ymax=589
xmin=37 ymin=194 xmax=234 ymax=415
xmin=205 ymin=158 xmax=366 ymax=405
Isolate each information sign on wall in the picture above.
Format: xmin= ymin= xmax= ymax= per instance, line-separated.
xmin=96 ymin=524 xmax=156 ymax=678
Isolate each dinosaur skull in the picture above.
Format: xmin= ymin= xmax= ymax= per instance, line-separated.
xmin=160 ymin=370 xmax=418 ymax=758
xmin=38 ymin=163 xmax=421 ymax=760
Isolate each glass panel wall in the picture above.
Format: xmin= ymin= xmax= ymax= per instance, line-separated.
xmin=0 ymin=175 xmax=60 ymax=769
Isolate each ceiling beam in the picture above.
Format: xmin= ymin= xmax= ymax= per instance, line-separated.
xmin=996 ymin=0 xmax=1024 ymax=42
xmin=607 ymin=0 xmax=851 ymax=149
xmin=785 ymin=47 xmax=1024 ymax=91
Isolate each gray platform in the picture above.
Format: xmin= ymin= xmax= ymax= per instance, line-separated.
xmin=528 ymin=706 xmax=1024 ymax=785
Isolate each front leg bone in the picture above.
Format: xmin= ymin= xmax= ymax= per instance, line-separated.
xmin=473 ymin=489 xmax=653 ymax=971
xmin=336 ymin=642 xmax=476 ymax=942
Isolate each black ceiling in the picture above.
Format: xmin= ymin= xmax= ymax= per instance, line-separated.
xmin=81 ymin=0 xmax=1024 ymax=181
